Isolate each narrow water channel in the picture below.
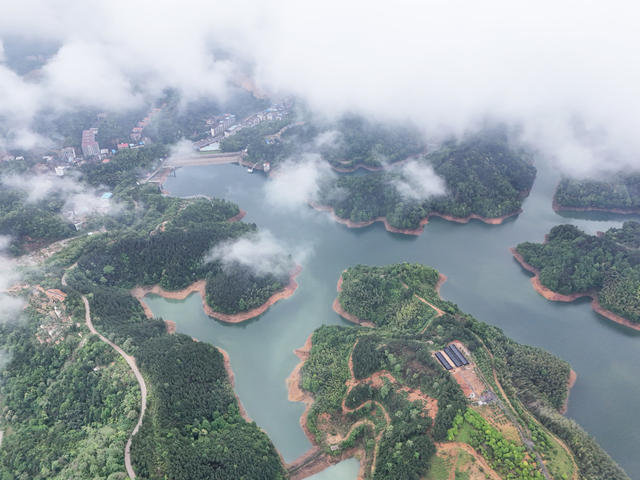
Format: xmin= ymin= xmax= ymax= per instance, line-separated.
xmin=143 ymin=161 xmax=640 ymax=478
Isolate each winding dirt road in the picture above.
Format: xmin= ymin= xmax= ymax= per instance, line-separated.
xmin=82 ymin=296 xmax=147 ymax=479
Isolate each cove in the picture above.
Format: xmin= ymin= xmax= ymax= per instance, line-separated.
xmin=142 ymin=161 xmax=640 ymax=478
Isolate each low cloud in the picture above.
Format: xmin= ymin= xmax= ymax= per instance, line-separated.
xmin=205 ymin=229 xmax=309 ymax=277
xmin=313 ymin=129 xmax=340 ymax=149
xmin=2 ymin=173 xmax=121 ymax=218
xmin=392 ymin=161 xmax=447 ymax=201
xmin=264 ymin=154 xmax=335 ymax=209
xmin=0 ymin=236 xmax=25 ymax=323
xmin=1 ymin=2 xmax=640 ymax=176
xmin=165 ymin=138 xmax=196 ymax=164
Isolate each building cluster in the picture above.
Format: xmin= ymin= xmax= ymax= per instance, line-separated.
xmin=208 ymin=113 xmax=237 ymax=137
xmin=195 ymin=103 xmax=291 ymax=151
xmin=81 ymin=128 xmax=100 ymax=157
xmin=243 ymin=103 xmax=289 ymax=127
xmin=130 ymin=107 xmax=161 ymax=142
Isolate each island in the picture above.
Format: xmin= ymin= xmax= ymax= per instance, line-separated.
xmin=314 ymin=135 xmax=536 ymax=234
xmin=513 ymin=222 xmax=640 ymax=330
xmin=553 ymin=175 xmax=640 ymax=214
xmin=287 ymin=263 xmax=629 ymax=480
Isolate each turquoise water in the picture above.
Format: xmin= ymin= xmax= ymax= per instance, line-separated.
xmin=143 ymin=162 xmax=640 ymax=478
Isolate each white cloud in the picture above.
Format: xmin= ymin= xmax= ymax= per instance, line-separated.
xmin=0 ymin=1 xmax=639 ymax=175
xmin=166 ymin=138 xmax=196 ymax=164
xmin=392 ymin=161 xmax=447 ymax=201
xmin=2 ymin=174 xmax=121 ymax=218
xmin=264 ymin=154 xmax=336 ymax=209
xmin=0 ymin=236 xmax=25 ymax=323
xmin=205 ymin=229 xmax=308 ymax=276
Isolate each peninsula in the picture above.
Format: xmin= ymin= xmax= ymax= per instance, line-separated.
xmin=286 ymin=263 xmax=627 ymax=480
xmin=513 ymin=223 xmax=640 ymax=330
xmin=315 ymin=135 xmax=535 ymax=233
xmin=553 ymin=175 xmax=640 ymax=214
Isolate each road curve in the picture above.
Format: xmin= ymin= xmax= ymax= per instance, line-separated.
xmin=82 ymin=296 xmax=147 ymax=479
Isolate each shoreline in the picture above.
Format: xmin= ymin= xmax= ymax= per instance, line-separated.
xmin=333 ymin=271 xmax=447 ymax=328
xmin=552 ymin=188 xmax=640 ymax=215
xmin=510 ymin=248 xmax=640 ymax=331
xmin=332 ymin=272 xmax=375 ymax=327
xmin=310 ymin=202 xmax=520 ymax=236
xmin=218 ymin=347 xmax=252 ymax=423
xmin=561 ymin=369 xmax=578 ymax=415
xmin=131 ymin=264 xmax=302 ymax=324
xmin=285 ymin=334 xmax=367 ymax=480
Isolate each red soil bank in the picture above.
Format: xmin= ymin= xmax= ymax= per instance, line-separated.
xmin=131 ymin=264 xmax=302 ymax=324
xmin=311 ymin=202 xmax=520 ymax=236
xmin=511 ymin=248 xmax=640 ymax=331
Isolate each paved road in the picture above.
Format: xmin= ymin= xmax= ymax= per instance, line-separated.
xmin=82 ymin=296 xmax=147 ymax=479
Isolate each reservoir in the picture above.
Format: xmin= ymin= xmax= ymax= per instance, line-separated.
xmin=143 ymin=161 xmax=640 ymax=478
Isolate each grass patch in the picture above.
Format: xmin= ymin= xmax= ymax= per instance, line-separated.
xmin=425 ymin=453 xmax=451 ymax=480
xmin=454 ymin=421 xmax=475 ymax=445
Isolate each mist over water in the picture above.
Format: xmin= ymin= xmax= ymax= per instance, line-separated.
xmin=143 ymin=163 xmax=640 ymax=478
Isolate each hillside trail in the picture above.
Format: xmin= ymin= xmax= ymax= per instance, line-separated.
xmin=82 ymin=295 xmax=147 ymax=479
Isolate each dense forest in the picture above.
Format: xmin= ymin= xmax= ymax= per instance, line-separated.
xmin=554 ymin=174 xmax=640 ymax=211
xmin=0 ymin=189 xmax=288 ymax=478
xmin=0 ymin=296 xmax=140 ymax=479
xmin=515 ymin=222 xmax=640 ymax=323
xmin=59 ymin=189 xmax=289 ymax=316
xmin=0 ymin=187 xmax=76 ymax=254
xmin=81 ymin=144 xmax=168 ymax=188
xmin=298 ymin=263 xmax=628 ymax=480
xmin=338 ymin=263 xmax=456 ymax=332
xmin=318 ymin=114 xmax=425 ymax=169
xmin=317 ymin=135 xmax=536 ymax=229
xmin=131 ymin=335 xmax=285 ymax=480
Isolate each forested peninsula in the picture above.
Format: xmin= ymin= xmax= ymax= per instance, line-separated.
xmin=514 ymin=222 xmax=640 ymax=330
xmin=0 ymin=144 xmax=295 ymax=478
xmin=287 ymin=263 xmax=628 ymax=480
xmin=554 ymin=175 xmax=640 ymax=213
xmin=315 ymin=136 xmax=536 ymax=233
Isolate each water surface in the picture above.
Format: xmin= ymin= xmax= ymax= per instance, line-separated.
xmin=143 ymin=162 xmax=640 ymax=478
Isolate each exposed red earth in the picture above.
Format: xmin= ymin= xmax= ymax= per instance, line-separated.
xmin=311 ymin=202 xmax=520 ymax=236
xmin=511 ymin=248 xmax=640 ymax=332
xmin=131 ymin=264 xmax=302 ymax=324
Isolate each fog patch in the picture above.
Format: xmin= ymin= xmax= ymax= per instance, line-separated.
xmin=166 ymin=138 xmax=196 ymax=164
xmin=392 ymin=161 xmax=447 ymax=201
xmin=0 ymin=236 xmax=25 ymax=323
xmin=205 ymin=230 xmax=310 ymax=277
xmin=2 ymin=173 xmax=122 ymax=217
xmin=264 ymin=154 xmax=336 ymax=209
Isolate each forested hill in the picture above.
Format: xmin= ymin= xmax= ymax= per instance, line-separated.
xmin=0 ymin=186 xmax=289 ymax=479
xmin=337 ymin=263 xmax=456 ymax=332
xmin=298 ymin=263 xmax=628 ymax=480
xmin=554 ymin=174 xmax=640 ymax=211
xmin=317 ymin=136 xmax=536 ymax=230
xmin=0 ymin=186 xmax=76 ymax=254
xmin=515 ymin=222 xmax=640 ymax=323
xmin=318 ymin=114 xmax=425 ymax=169
xmin=62 ymin=186 xmax=292 ymax=316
